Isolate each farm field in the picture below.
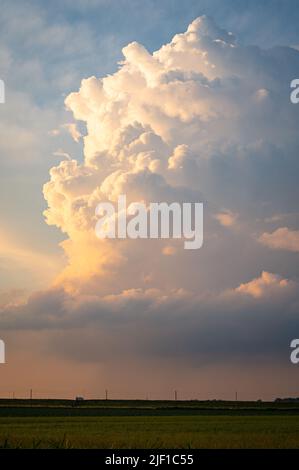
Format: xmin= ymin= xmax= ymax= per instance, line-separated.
xmin=0 ymin=400 xmax=298 ymax=448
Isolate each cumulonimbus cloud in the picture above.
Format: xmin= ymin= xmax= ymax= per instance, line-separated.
xmin=0 ymin=15 xmax=291 ymax=369
xmin=42 ymin=15 xmax=299 ymax=297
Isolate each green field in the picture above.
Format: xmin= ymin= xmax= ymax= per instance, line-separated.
xmin=0 ymin=400 xmax=298 ymax=448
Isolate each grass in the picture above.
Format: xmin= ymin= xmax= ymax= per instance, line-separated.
xmin=0 ymin=415 xmax=299 ymax=448
xmin=0 ymin=400 xmax=298 ymax=448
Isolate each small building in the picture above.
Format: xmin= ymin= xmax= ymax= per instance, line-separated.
xmin=75 ymin=396 xmax=84 ymax=402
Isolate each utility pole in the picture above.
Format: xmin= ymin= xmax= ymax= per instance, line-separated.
xmin=105 ymin=389 xmax=108 ymax=400
xmin=235 ymin=391 xmax=238 ymax=402
xmin=30 ymin=389 xmax=33 ymax=400
xmin=174 ymin=390 xmax=178 ymax=401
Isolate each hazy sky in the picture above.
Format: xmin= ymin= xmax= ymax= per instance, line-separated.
xmin=0 ymin=0 xmax=299 ymax=400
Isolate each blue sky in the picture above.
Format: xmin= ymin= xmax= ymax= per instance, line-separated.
xmin=22 ymin=0 xmax=299 ymax=51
